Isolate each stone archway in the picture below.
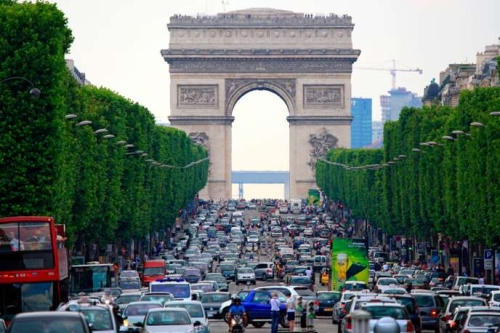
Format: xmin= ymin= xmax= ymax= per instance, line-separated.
xmin=162 ymin=8 xmax=360 ymax=200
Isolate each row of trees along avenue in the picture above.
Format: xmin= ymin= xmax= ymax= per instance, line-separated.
xmin=0 ymin=1 xmax=209 ymax=251
xmin=316 ymin=82 xmax=500 ymax=251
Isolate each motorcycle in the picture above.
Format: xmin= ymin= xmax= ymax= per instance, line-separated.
xmin=231 ymin=315 xmax=245 ymax=333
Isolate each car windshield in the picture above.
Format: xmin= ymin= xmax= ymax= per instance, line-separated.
xmin=238 ymin=268 xmax=254 ymax=273
xmin=125 ymin=303 xmax=162 ymax=317
xmin=116 ymin=294 xmax=141 ymax=305
xmin=201 ymin=293 xmax=230 ymax=303
xmin=291 ymin=277 xmax=311 ymax=284
xmin=364 ymin=306 xmax=407 ymax=320
xmin=378 ymin=279 xmax=397 ymax=285
xmin=295 ymin=288 xmax=315 ymax=296
xmin=146 ymin=310 xmax=191 ymax=326
xmin=468 ymin=314 xmax=500 ymax=327
xmin=220 ymin=264 xmax=235 ymax=271
xmin=167 ymin=303 xmax=204 ymax=318
xmin=449 ymin=299 xmax=486 ymax=312
xmin=318 ymin=292 xmax=341 ymax=301
xmin=81 ymin=309 xmax=113 ymax=330
xmin=392 ymin=297 xmax=417 ymax=314
xmin=141 ymin=295 xmax=174 ymax=305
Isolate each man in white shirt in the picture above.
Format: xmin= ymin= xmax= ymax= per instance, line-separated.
xmin=270 ymin=293 xmax=281 ymax=333
xmin=305 ymin=267 xmax=313 ymax=278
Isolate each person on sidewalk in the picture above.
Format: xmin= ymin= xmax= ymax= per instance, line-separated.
xmin=270 ymin=292 xmax=281 ymax=333
xmin=286 ymin=294 xmax=296 ymax=332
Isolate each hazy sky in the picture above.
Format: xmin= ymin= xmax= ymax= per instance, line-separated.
xmin=47 ymin=0 xmax=499 ymax=198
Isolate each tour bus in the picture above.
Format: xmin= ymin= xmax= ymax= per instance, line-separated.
xmin=69 ymin=262 xmax=115 ymax=295
xmin=0 ymin=216 xmax=69 ymax=323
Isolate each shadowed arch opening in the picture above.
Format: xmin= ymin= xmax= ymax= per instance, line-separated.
xmin=231 ymin=90 xmax=289 ymax=199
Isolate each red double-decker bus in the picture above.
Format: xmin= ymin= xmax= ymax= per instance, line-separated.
xmin=0 ymin=216 xmax=69 ymax=322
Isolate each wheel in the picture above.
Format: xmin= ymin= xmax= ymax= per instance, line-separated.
xmin=236 ymin=281 xmax=239 ymax=285
xmin=280 ymin=312 xmax=289 ymax=328
xmin=232 ymin=327 xmax=243 ymax=333
xmin=262 ymin=273 xmax=267 ymax=281
xmin=252 ymin=322 xmax=265 ymax=328
xmin=222 ymin=308 xmax=229 ymax=323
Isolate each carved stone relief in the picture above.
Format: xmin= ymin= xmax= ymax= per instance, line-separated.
xmin=308 ymin=128 xmax=338 ymax=171
xmin=169 ymin=59 xmax=353 ymax=74
xmin=189 ymin=132 xmax=211 ymax=175
xmin=303 ymin=85 xmax=344 ymax=108
xmin=178 ymin=85 xmax=218 ymax=108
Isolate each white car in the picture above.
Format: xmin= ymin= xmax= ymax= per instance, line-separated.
xmin=374 ymin=277 xmax=399 ymax=293
xmin=247 ymin=235 xmax=259 ymax=243
xmin=235 ymin=267 xmax=256 ymax=285
xmin=140 ymin=307 xmax=198 ymax=333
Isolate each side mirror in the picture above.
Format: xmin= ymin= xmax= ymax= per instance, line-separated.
xmin=134 ymin=322 xmax=144 ymax=327
xmin=194 ymin=321 xmax=202 ymax=327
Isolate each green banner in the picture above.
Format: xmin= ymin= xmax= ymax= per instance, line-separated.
xmin=307 ymin=189 xmax=320 ymax=205
xmin=331 ymin=238 xmax=369 ymax=291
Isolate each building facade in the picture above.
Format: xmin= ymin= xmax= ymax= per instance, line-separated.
xmin=351 ymin=97 xmax=372 ymax=148
xmin=423 ymin=38 xmax=499 ymax=107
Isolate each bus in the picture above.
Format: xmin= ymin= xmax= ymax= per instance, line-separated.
xmin=0 ymin=216 xmax=69 ymax=322
xmin=69 ymin=262 xmax=115 ymax=295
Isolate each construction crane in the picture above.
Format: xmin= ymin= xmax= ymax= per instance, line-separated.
xmin=356 ymin=60 xmax=423 ymax=90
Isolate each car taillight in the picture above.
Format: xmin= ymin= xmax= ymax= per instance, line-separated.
xmin=346 ymin=316 xmax=352 ymax=330
xmin=430 ymin=308 xmax=439 ymax=318
xmin=462 ymin=330 xmax=471 ymax=333
xmin=449 ymin=321 xmax=456 ymax=329
xmin=407 ymin=320 xmax=414 ymax=332
xmin=444 ymin=314 xmax=451 ymax=322
xmin=314 ymin=300 xmax=320 ymax=307
xmin=267 ymin=268 xmax=272 ymax=274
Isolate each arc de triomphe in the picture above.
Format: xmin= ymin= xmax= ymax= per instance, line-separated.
xmin=162 ymin=8 xmax=360 ymax=200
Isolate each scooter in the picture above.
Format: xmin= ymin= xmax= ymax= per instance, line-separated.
xmin=231 ymin=315 xmax=245 ymax=333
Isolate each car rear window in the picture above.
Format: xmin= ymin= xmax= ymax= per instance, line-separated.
xmin=318 ymin=293 xmax=341 ymax=301
xmin=363 ymin=306 xmax=407 ymax=320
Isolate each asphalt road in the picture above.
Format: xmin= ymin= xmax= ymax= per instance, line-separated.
xmin=208 ymin=208 xmax=332 ymax=333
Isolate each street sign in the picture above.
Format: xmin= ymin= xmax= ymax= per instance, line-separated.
xmin=485 ymin=249 xmax=493 ymax=260
xmin=485 ymin=260 xmax=493 ymax=270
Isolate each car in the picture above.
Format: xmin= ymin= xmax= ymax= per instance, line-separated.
xmin=200 ymin=292 xmax=231 ymax=319
xmin=136 ymin=307 xmax=199 ymax=333
xmin=287 ymin=275 xmax=313 ymax=289
xmin=332 ymin=291 xmax=376 ymax=325
xmin=374 ymin=277 xmax=399 ymax=293
xmin=115 ymin=292 xmax=143 ymax=311
xmin=6 ymin=311 xmax=92 ymax=333
xmin=205 ymin=273 xmax=229 ymax=291
xmin=254 ymin=262 xmax=275 ymax=281
xmin=235 ymin=267 xmax=256 ymax=285
xmin=218 ymin=261 xmax=237 ymax=281
xmin=438 ymin=296 xmax=487 ymax=333
xmin=164 ymin=300 xmax=210 ymax=333
xmin=140 ymin=292 xmax=175 ymax=306
xmin=458 ymin=311 xmax=500 ymax=333
xmin=58 ymin=299 xmax=118 ymax=333
xmin=340 ymin=294 xmax=396 ymax=333
xmin=361 ymin=302 xmax=416 ymax=333
xmin=182 ymin=268 xmax=202 ymax=284
xmin=120 ymin=270 xmax=140 ymax=280
xmin=382 ymin=293 xmax=422 ymax=333
xmin=343 ymin=281 xmax=369 ymax=292
xmin=412 ymin=291 xmax=445 ymax=332
xmin=118 ymin=277 xmax=141 ymax=291
xmin=121 ymin=301 xmax=163 ymax=332
xmin=316 ymin=291 xmax=341 ymax=316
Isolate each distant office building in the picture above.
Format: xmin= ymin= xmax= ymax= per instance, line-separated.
xmin=380 ymin=87 xmax=422 ymax=123
xmin=372 ymin=121 xmax=383 ymax=143
xmin=351 ymin=98 xmax=373 ymax=148
xmin=65 ymin=59 xmax=90 ymax=86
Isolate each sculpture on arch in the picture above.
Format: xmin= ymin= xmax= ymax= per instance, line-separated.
xmin=308 ymin=128 xmax=338 ymax=171
xmin=189 ymin=132 xmax=211 ymax=175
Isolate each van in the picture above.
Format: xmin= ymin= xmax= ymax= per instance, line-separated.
xmin=451 ymin=276 xmax=479 ymax=291
xmin=313 ymin=255 xmax=327 ymax=272
xmin=141 ymin=259 xmax=166 ymax=286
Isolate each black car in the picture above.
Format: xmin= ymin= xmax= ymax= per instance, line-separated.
xmin=316 ymin=291 xmax=341 ymax=316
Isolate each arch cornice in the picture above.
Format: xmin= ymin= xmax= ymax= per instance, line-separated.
xmin=225 ymin=78 xmax=296 ymax=116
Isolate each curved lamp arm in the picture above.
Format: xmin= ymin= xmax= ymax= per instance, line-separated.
xmin=0 ymin=76 xmax=41 ymax=97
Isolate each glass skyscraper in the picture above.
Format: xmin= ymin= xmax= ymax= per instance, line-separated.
xmin=351 ymin=98 xmax=373 ymax=148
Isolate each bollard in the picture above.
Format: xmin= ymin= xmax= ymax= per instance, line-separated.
xmin=351 ymin=310 xmax=372 ymax=333
xmin=295 ymin=298 xmax=303 ymax=332
xmin=306 ymin=301 xmax=315 ymax=332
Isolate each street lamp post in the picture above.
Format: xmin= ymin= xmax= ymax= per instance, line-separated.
xmin=0 ymin=76 xmax=41 ymax=97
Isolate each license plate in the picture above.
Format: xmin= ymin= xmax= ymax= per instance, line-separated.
xmin=325 ymin=308 xmax=333 ymax=311
xmin=207 ymin=311 xmax=216 ymax=317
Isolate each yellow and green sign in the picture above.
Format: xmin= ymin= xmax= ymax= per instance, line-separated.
xmin=307 ymin=189 xmax=320 ymax=205
xmin=331 ymin=238 xmax=369 ymax=291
